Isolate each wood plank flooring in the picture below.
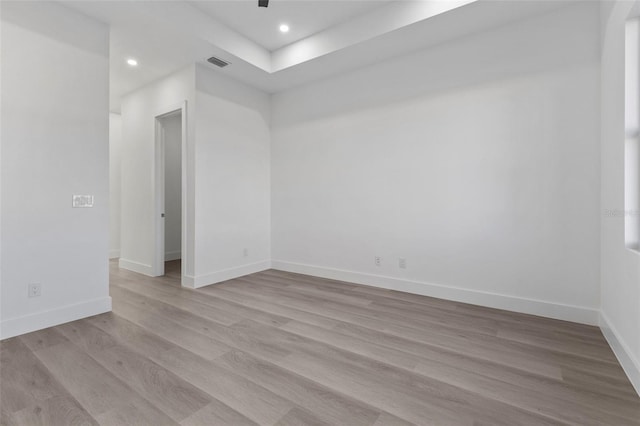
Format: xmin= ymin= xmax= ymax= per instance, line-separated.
xmin=1 ymin=260 xmax=639 ymax=425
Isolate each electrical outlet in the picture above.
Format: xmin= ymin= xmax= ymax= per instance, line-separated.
xmin=374 ymin=256 xmax=382 ymax=267
xmin=243 ymin=248 xmax=248 ymax=258
xmin=399 ymin=258 xmax=406 ymax=269
xmin=28 ymin=283 xmax=41 ymax=298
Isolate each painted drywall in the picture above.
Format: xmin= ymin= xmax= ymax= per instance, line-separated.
xmin=119 ymin=66 xmax=196 ymax=278
xmin=625 ymin=18 xmax=640 ymax=251
xmin=119 ymin=64 xmax=270 ymax=286
xmin=109 ymin=113 xmax=123 ymax=259
xmin=0 ymin=1 xmax=111 ymax=339
xmin=192 ymin=64 xmax=271 ymax=286
xmin=162 ymin=112 xmax=183 ymax=261
xmin=600 ymin=0 xmax=640 ymax=395
xmin=271 ymin=2 xmax=601 ymax=324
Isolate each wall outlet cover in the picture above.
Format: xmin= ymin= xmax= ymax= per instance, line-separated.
xmin=28 ymin=283 xmax=41 ymax=298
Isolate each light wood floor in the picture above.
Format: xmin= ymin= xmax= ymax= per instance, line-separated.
xmin=2 ymin=260 xmax=639 ymax=425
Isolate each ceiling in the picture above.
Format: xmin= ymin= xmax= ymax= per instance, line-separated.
xmin=191 ymin=1 xmax=392 ymax=51
xmin=61 ymin=0 xmax=575 ymax=112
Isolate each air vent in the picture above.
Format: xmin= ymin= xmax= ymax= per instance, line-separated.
xmin=207 ymin=56 xmax=230 ymax=68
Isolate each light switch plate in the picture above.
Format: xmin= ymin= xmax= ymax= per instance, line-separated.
xmin=72 ymin=195 xmax=94 ymax=208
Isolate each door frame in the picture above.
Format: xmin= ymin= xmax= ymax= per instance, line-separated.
xmin=153 ymin=101 xmax=187 ymax=282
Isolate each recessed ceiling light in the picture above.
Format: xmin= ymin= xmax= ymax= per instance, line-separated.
xmin=126 ymin=58 xmax=138 ymax=67
xmin=279 ymin=24 xmax=289 ymax=33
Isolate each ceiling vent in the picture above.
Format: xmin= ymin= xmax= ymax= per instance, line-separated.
xmin=207 ymin=56 xmax=230 ymax=68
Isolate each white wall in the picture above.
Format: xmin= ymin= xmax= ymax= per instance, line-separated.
xmin=119 ymin=66 xmax=195 ymax=277
xmin=271 ymin=2 xmax=601 ymax=324
xmin=192 ymin=64 xmax=271 ymax=286
xmin=119 ymin=64 xmax=271 ymax=287
xmin=162 ymin=112 xmax=182 ymax=261
xmin=109 ymin=113 xmax=122 ymax=259
xmin=0 ymin=1 xmax=111 ymax=339
xmin=600 ymin=0 xmax=640 ymax=395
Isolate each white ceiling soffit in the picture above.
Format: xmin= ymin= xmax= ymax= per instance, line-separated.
xmin=268 ymin=0 xmax=578 ymax=91
xmin=271 ymin=0 xmax=475 ymax=72
xmin=60 ymin=0 xmax=577 ymax=109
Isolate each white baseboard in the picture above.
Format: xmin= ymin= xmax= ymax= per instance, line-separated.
xmin=599 ymin=311 xmax=640 ymax=396
xmin=119 ymin=258 xmax=154 ymax=276
xmin=271 ymin=260 xmax=599 ymax=325
xmin=109 ymin=249 xmax=120 ymax=259
xmin=165 ymin=250 xmax=182 ymax=261
xmin=0 ymin=296 xmax=112 ymax=340
xmin=183 ymin=260 xmax=271 ymax=289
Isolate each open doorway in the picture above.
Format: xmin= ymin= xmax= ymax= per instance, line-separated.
xmin=154 ymin=107 xmax=185 ymax=280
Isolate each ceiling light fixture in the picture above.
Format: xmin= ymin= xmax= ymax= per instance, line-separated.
xmin=126 ymin=58 xmax=138 ymax=66
xmin=279 ymin=24 xmax=289 ymax=33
